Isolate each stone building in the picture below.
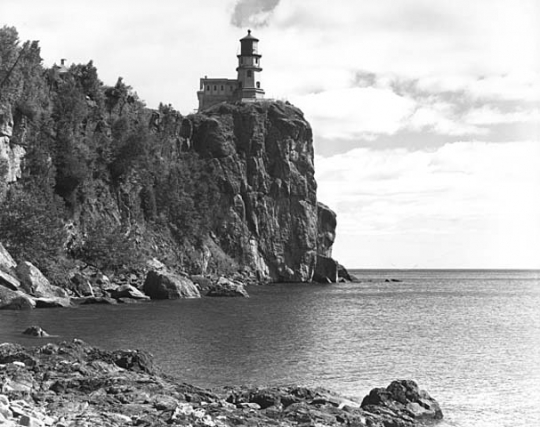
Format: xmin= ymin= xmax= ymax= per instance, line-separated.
xmin=197 ymin=30 xmax=265 ymax=110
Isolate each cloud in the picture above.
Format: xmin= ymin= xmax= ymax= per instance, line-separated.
xmin=290 ymin=87 xmax=416 ymax=139
xmin=230 ymin=0 xmax=281 ymax=28
xmin=465 ymin=106 xmax=540 ymax=125
xmin=407 ymin=102 xmax=487 ymax=136
xmin=316 ymin=141 xmax=540 ymax=268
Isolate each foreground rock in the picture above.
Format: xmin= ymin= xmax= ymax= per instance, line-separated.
xmin=0 ymin=340 xmax=443 ymax=427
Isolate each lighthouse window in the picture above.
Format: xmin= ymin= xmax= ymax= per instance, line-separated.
xmin=247 ymin=70 xmax=252 ymax=77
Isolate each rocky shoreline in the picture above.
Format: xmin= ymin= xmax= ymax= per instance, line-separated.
xmin=0 ymin=339 xmax=443 ymax=427
xmin=0 ymin=239 xmax=259 ymax=311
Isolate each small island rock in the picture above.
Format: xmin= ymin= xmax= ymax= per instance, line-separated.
xmin=22 ymin=326 xmax=49 ymax=337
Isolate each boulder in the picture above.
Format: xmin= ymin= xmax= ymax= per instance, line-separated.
xmin=361 ymin=380 xmax=443 ymax=421
xmin=22 ymin=326 xmax=49 ymax=337
xmin=111 ymin=284 xmax=149 ymax=300
xmin=16 ymin=261 xmax=68 ymax=298
xmin=0 ymin=287 xmax=35 ymax=310
xmin=0 ymin=269 xmax=20 ymax=291
xmin=312 ymin=255 xmax=338 ymax=283
xmin=206 ymin=277 xmax=249 ymax=297
xmin=143 ymin=269 xmax=200 ymax=299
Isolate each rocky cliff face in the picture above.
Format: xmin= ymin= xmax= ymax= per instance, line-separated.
xmin=0 ymin=105 xmax=25 ymax=189
xmin=187 ymin=101 xmax=320 ymax=282
xmin=1 ymin=99 xmax=341 ymax=284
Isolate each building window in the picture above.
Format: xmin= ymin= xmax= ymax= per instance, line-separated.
xmin=256 ymin=81 xmax=260 ymax=88
xmin=214 ymin=85 xmax=217 ymax=91
xmin=247 ymin=70 xmax=252 ymax=77
xmin=221 ymin=85 xmax=224 ymax=91
xmin=206 ymin=85 xmax=209 ymax=91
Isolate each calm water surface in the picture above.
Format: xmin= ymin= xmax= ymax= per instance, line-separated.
xmin=1 ymin=269 xmax=539 ymax=427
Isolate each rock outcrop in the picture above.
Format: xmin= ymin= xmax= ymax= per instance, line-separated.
xmin=143 ymin=268 xmax=201 ymax=299
xmin=0 ymin=340 xmax=443 ymax=427
xmin=313 ymin=255 xmax=339 ymax=283
xmin=190 ymin=102 xmax=319 ymax=282
xmin=361 ymin=379 xmax=443 ymax=422
xmin=0 ymin=104 xmax=25 ymax=189
xmin=206 ymin=277 xmax=249 ymax=297
xmin=2 ymin=89 xmax=346 ymax=286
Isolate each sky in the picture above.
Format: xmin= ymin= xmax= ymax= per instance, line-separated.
xmin=2 ymin=0 xmax=539 ymax=269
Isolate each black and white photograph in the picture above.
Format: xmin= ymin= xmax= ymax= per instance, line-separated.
xmin=0 ymin=1 xmax=538 ymax=426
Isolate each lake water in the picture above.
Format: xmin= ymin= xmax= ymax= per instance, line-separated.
xmin=1 ymin=269 xmax=539 ymax=426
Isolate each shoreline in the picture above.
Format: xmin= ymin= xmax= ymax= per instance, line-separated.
xmin=0 ymin=339 xmax=443 ymax=427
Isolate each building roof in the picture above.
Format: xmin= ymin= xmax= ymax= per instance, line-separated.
xmin=240 ymin=29 xmax=258 ymax=42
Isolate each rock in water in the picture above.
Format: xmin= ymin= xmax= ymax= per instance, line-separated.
xmin=143 ymin=268 xmax=201 ymax=299
xmin=22 ymin=326 xmax=49 ymax=337
xmin=206 ymin=277 xmax=249 ymax=297
xmin=361 ymin=379 xmax=443 ymax=422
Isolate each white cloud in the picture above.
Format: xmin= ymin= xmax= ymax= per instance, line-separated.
xmin=465 ymin=106 xmax=540 ymax=125
xmin=316 ymin=141 xmax=540 ymax=268
xmin=290 ymin=87 xmax=415 ymax=139
xmin=408 ymin=102 xmax=487 ymax=136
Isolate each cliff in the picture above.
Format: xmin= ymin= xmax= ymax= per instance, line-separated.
xmin=0 ymin=26 xmax=344 ymax=292
xmin=188 ymin=101 xmax=320 ymax=282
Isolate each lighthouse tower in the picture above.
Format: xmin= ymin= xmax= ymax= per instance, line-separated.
xmin=196 ymin=30 xmax=265 ymax=110
xmin=236 ymin=30 xmax=265 ymax=101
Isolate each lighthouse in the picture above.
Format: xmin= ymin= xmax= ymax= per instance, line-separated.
xmin=236 ymin=30 xmax=265 ymax=100
xmin=197 ymin=30 xmax=265 ymax=110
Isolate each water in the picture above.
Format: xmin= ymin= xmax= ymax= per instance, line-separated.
xmin=1 ymin=269 xmax=539 ymax=426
